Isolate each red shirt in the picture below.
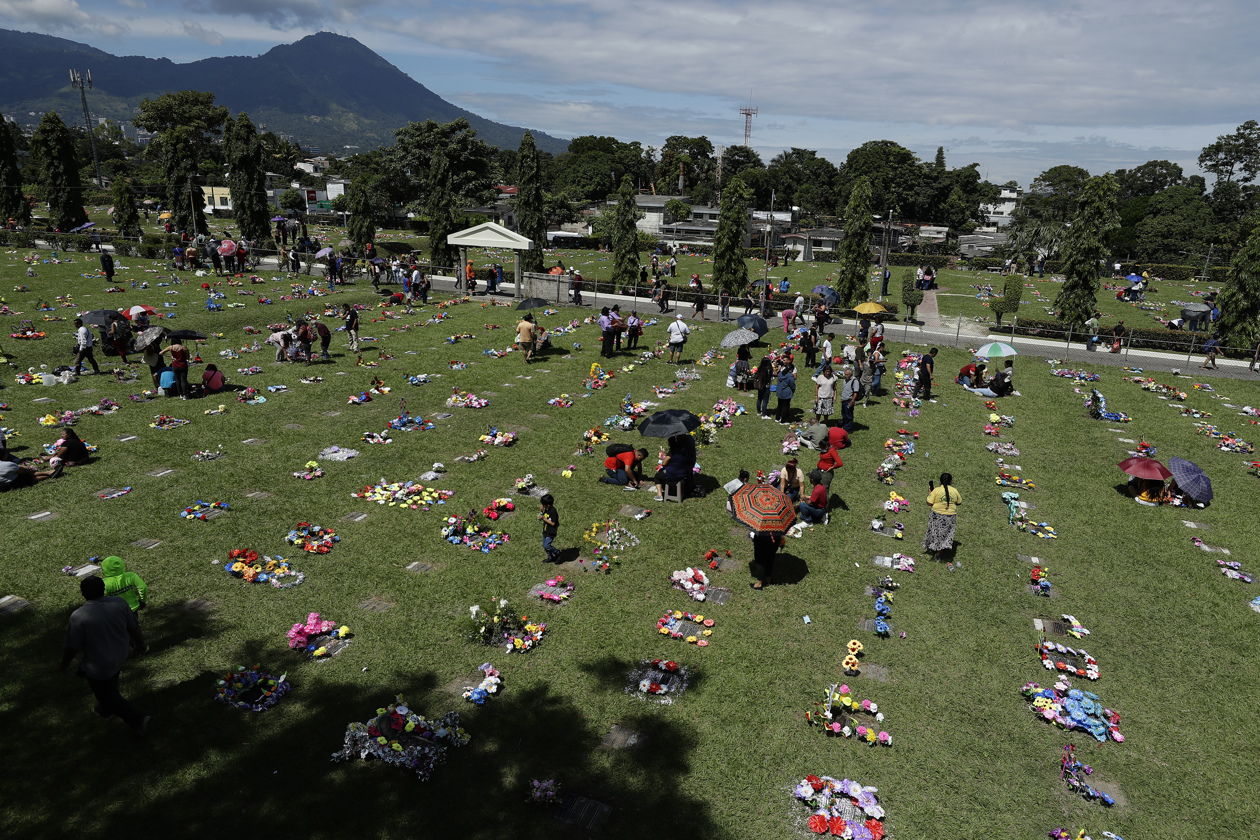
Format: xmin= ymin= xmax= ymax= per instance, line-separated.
xmin=604 ymin=451 xmax=635 ymax=471
xmin=808 ymin=484 xmax=827 ymax=507
xmin=828 ymin=427 xmax=850 ymax=450
xmin=959 ymin=363 xmax=978 ymax=379
xmin=817 ymin=447 xmax=843 ymax=472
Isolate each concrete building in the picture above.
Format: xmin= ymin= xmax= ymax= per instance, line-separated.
xmin=981 ymin=186 xmax=1022 ymax=227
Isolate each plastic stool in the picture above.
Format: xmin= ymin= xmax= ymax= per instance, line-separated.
xmin=662 ymin=480 xmax=685 ymax=503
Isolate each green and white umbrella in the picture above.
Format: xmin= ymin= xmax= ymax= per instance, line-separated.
xmin=976 ymin=341 xmax=1018 ymax=357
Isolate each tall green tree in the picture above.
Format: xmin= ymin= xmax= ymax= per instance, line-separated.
xmin=1198 ymin=120 xmax=1260 ymax=185
xmin=836 ymin=140 xmax=920 ymax=217
xmin=158 ymin=126 xmax=207 ymax=235
xmin=133 ymin=91 xmax=229 ymax=166
xmin=1132 ymin=185 xmax=1216 ymax=262
xmin=901 ymin=271 xmax=923 ymax=322
xmin=426 ymin=151 xmax=460 ymax=270
xmin=30 ymin=111 xmax=87 ymax=231
xmin=712 ymin=177 xmax=751 ymax=292
xmin=110 ymin=177 xmax=142 ymax=238
xmin=1214 ymin=220 xmax=1260 ymax=350
xmin=611 ymin=176 xmax=640 ymax=288
xmin=515 ymin=131 xmax=546 ymax=273
xmin=0 ymin=118 xmax=28 ymax=225
xmin=656 ymin=135 xmax=715 ymax=201
xmin=223 ymin=113 xmax=272 ymax=244
xmin=834 ymin=176 xmax=873 ymax=307
xmin=346 ymin=176 xmax=385 ymax=251
xmin=1053 ymin=174 xmax=1119 ymax=329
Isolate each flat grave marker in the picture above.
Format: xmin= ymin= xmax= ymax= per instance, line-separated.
xmin=131 ymin=538 xmax=162 ymax=549
xmin=0 ymin=595 xmax=30 ymax=617
xmin=323 ymin=411 xmax=341 ymax=417
xmin=358 ymin=597 xmax=393 ymax=613
xmin=406 ymin=562 xmax=436 ymax=574
xmin=67 ymin=563 xmax=101 ymax=578
xmin=241 ymin=438 xmax=265 ymax=445
xmin=852 ymin=663 xmax=891 ymax=683
xmin=600 ymin=723 xmax=646 ymax=751
xmin=116 ymin=435 xmax=139 ymax=442
xmin=619 ymin=505 xmax=649 ymax=519
xmin=1034 ymin=616 xmax=1072 ymax=637
xmin=244 ymin=491 xmax=274 ymax=500
xmin=283 ymin=423 xmax=303 ymax=430
xmin=146 ymin=467 xmax=176 ymax=477
xmin=530 ymin=583 xmax=571 ymax=602
xmin=1182 ymin=520 xmax=1210 ymax=530
xmin=28 ymin=510 xmax=58 ymax=522
xmin=555 ymin=797 xmax=613 ymax=832
xmin=703 ymin=586 xmax=732 ymax=605
xmin=342 ymin=512 xmax=369 ymax=523
xmin=32 ymin=397 xmax=55 ymax=404
xmin=858 ymin=618 xmax=894 ymax=633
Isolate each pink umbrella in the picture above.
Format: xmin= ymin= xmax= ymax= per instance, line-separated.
xmin=218 ymin=240 xmax=237 ymax=256
xmin=121 ymin=304 xmax=157 ymax=320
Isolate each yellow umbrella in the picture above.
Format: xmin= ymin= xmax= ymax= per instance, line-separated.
xmin=853 ymin=301 xmax=887 ymax=315
xmin=158 ymin=212 xmax=172 ymax=219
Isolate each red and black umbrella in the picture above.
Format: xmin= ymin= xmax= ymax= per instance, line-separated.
xmin=1118 ymin=457 xmax=1171 ymax=481
xmin=730 ymin=483 xmax=796 ymax=532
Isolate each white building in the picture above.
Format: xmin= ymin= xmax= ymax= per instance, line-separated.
xmin=981 ymin=186 xmax=1022 ymax=227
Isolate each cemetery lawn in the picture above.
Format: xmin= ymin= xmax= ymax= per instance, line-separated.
xmin=1 ymin=250 xmax=1258 ymax=839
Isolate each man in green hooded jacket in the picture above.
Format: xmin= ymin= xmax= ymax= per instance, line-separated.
xmin=102 ymin=556 xmax=147 ymax=614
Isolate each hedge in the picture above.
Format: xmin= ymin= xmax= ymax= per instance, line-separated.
xmin=992 ymin=316 xmax=1237 ymax=354
xmin=887 ymin=253 xmax=951 ymax=269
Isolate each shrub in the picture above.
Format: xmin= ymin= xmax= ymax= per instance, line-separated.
xmin=990 ymin=275 xmax=1024 ymax=325
xmin=994 ymin=317 xmax=1238 ymax=354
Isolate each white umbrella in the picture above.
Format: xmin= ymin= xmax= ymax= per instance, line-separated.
xmin=976 ymin=341 xmax=1018 ymax=357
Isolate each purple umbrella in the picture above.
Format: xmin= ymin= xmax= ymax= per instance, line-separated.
xmin=315 ymin=247 xmax=334 ymax=258
xmin=271 ymin=216 xmax=287 ymax=222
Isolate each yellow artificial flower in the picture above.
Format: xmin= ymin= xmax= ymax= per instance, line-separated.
xmin=686 ymin=636 xmax=697 ymax=643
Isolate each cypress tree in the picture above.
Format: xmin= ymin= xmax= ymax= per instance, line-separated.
xmin=30 ymin=111 xmax=88 ymax=231
xmin=426 ymin=151 xmax=459 ymax=270
xmin=515 ymin=131 xmax=546 ymax=273
xmin=160 ymin=126 xmax=207 ymax=235
xmin=1053 ymin=174 xmax=1119 ymax=329
xmin=1214 ymin=220 xmax=1260 ymax=351
xmin=0 ymin=121 xmax=28 ymax=225
xmin=224 ymin=114 xmax=271 ymax=244
xmin=611 ymin=176 xmax=640 ymax=288
xmin=347 ymin=177 xmax=378 ymax=252
xmin=713 ymin=176 xmax=751 ymax=292
xmin=835 ymin=176 xmax=873 ymax=307
xmin=111 ymin=177 xmax=142 ymax=239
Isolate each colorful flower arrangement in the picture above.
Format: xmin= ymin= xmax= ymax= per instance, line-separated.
xmin=1052 ymin=368 xmax=1101 ymax=382
xmin=237 ymin=388 xmax=266 ymax=404
xmin=582 ymin=519 xmax=640 ymax=565
xmin=361 ymin=430 xmax=392 ymax=444
xmin=888 ymin=552 xmax=915 ymax=572
xmin=988 ymin=412 xmax=1015 ymax=427
xmin=440 ymin=512 xmax=510 ymax=552
xmin=352 ymin=479 xmax=453 ymax=510
xmin=657 ymin=609 xmax=713 ymax=646
xmin=996 ymin=471 xmax=1036 ymax=489
xmin=883 ymin=492 xmax=910 ymax=513
xmin=97 ymin=487 xmax=132 ymax=500
xmin=287 ymin=612 xmax=350 ymax=656
xmin=464 ymin=599 xmax=545 ymax=652
xmin=448 ymin=360 xmax=467 ymax=370
xmin=1060 ymin=743 xmax=1116 ymax=806
xmin=481 ymin=498 xmax=514 ymax=520
xmin=1021 ymin=679 xmax=1124 ymax=743
xmin=531 ymin=576 xmax=574 ymax=602
xmin=1031 ymin=564 xmax=1052 ymax=595
xmin=670 ymin=566 xmax=710 ymax=601
xmin=405 ymin=374 xmax=431 ymax=385
xmin=479 ymin=426 xmax=517 ymax=446
xmin=792 ymin=775 xmax=887 ymax=837
xmin=870 ymin=595 xmax=892 ymax=637
xmin=875 ymin=453 xmax=905 ymax=484
xmin=1218 ymin=558 xmax=1255 ymax=583
xmin=461 ymin=663 xmax=502 ymax=704
xmin=180 ymin=499 xmax=229 ymax=521
xmin=630 ymin=659 xmax=691 ymax=702
xmin=236 ymin=365 xmax=263 ymax=375
xmin=583 ymin=362 xmax=614 ymax=390
xmin=447 ymin=388 xmax=491 ymax=409
xmin=869 ymin=517 xmax=904 ymax=539
xmin=546 ymin=394 xmax=574 ymax=408
xmin=805 ymin=683 xmax=892 ymax=746
xmin=150 ymin=415 xmax=190 ymax=430
xmin=331 ymin=696 xmax=469 ymax=781
xmin=1061 ymin=614 xmax=1091 ymax=639
xmin=225 ymin=549 xmax=305 ymax=588
xmin=1085 ymin=390 xmax=1130 ymax=423
xmin=284 ymin=522 xmax=339 ymax=553
xmin=293 ymin=461 xmax=324 ymax=480
xmin=1124 ymin=375 xmax=1184 ymax=399
xmin=192 ymin=448 xmax=225 ymax=461
xmin=1039 ymin=638 xmax=1100 ymax=680
xmin=214 ymin=665 xmax=291 ymax=712
xmin=514 ymin=474 xmax=535 ymax=492
xmin=986 ymin=441 xmax=1021 ymax=457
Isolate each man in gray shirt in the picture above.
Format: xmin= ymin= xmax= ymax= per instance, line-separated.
xmin=839 ymin=368 xmax=860 ymax=433
xmin=60 ymin=576 xmax=149 ymax=736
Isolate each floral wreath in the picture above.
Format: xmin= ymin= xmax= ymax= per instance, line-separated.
xmin=285 ymin=521 xmax=339 ymax=553
xmin=214 ymin=665 xmax=291 ymax=712
xmin=530 ymin=576 xmax=574 ymax=603
xmin=461 ymin=663 xmax=501 ymax=704
xmin=331 ymin=696 xmax=469 ymax=781
xmin=1061 ymin=743 xmax=1116 ymax=806
xmin=287 ymin=612 xmax=350 ymax=657
xmin=226 ymin=549 xmax=306 ymax=588
xmin=792 ymin=775 xmax=886 ymax=838
xmin=1039 ymin=638 xmax=1100 ymax=680
xmin=180 ymin=499 xmax=229 ymax=521
xmin=657 ymin=610 xmax=713 ymax=646
xmin=670 ymin=566 xmax=710 ymax=601
xmin=582 ymin=519 xmax=640 ymax=565
xmin=353 ymin=478 xmax=453 ymax=510
xmin=547 ymin=394 xmax=574 ymax=408
xmin=805 ymin=683 xmax=892 ymax=746
xmin=1021 ymin=678 xmax=1124 ymax=743
xmin=447 ymin=388 xmax=488 ymax=408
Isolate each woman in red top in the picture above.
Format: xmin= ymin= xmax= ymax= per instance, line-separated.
xmin=799 ymin=472 xmax=828 ymax=524
xmin=816 ymin=446 xmax=842 ymax=490
xmin=160 ymin=339 xmax=190 ymax=400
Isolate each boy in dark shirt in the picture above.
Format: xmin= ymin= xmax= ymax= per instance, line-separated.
xmin=539 ymin=494 xmax=560 ymax=562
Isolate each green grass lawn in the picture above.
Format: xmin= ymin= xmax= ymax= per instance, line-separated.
xmin=2 ymin=248 xmax=1258 ymax=839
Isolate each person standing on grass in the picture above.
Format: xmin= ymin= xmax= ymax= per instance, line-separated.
xmin=610 ymin=305 xmax=625 ymax=352
xmin=60 ymin=576 xmax=149 ymax=738
xmin=539 ymin=494 xmax=561 ymax=562
xmin=719 ymin=287 xmax=731 ymax=322
xmin=1250 ymin=340 xmax=1260 ymax=373
xmin=625 ymin=310 xmax=643 ymax=351
xmin=667 ymin=314 xmax=690 ymax=363
xmin=911 ymin=348 xmax=937 ymax=400
xmin=811 ymin=364 xmax=838 ymax=425
xmin=516 ymin=313 xmax=537 ymax=363
xmin=818 ymin=333 xmax=834 ymax=373
xmin=923 ymin=473 xmax=961 ymax=561
xmin=691 ymin=279 xmax=707 ymax=320
xmin=313 ymin=319 xmax=332 ymax=360
xmin=72 ymin=318 xmax=102 ymax=376
xmin=101 ymin=556 xmax=148 ymax=618
xmin=100 ymin=251 xmax=115 ymax=284
xmin=800 ymin=326 xmax=817 ymax=369
xmin=866 ymin=344 xmax=884 ymax=400
xmin=839 ymin=367 xmax=860 ymax=432
xmin=159 ymin=337 xmax=190 ymax=399
xmin=793 ymin=293 xmax=807 ymax=326
xmin=106 ymin=317 xmax=130 ymax=365
xmin=598 ymin=307 xmax=615 ymax=358
xmin=343 ymin=304 xmax=360 ymax=353
xmin=295 ymin=320 xmax=314 ymax=365
xmin=749 ymin=530 xmax=785 ymax=590
xmin=753 ymin=356 xmax=774 ymax=418
xmin=775 ymin=356 xmax=797 ymax=424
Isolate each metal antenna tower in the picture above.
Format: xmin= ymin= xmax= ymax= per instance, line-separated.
xmin=69 ymin=69 xmax=103 ymax=187
xmin=739 ymin=105 xmax=757 ymax=146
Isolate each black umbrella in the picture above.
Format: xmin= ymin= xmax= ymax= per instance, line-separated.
xmin=750 ymin=278 xmax=772 ymax=288
xmin=813 ymin=287 xmax=840 ymax=304
xmin=638 ymin=409 xmax=702 ymax=438
xmin=1168 ymin=457 xmax=1213 ymax=502
xmin=737 ymin=314 xmax=769 ymax=337
xmin=369 ymin=257 xmax=387 ymax=265
xmin=167 ymin=329 xmax=208 ymax=341
xmin=516 ymin=298 xmax=549 ymax=310
xmin=80 ymin=309 xmax=127 ymax=328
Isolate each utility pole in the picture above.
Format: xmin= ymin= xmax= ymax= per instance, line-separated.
xmin=1201 ymin=242 xmax=1214 ymax=282
xmin=761 ymin=190 xmax=775 ymax=315
xmin=69 ymin=69 xmax=103 ymax=188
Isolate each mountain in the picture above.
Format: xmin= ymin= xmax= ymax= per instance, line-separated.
xmin=0 ymin=29 xmax=569 ymax=155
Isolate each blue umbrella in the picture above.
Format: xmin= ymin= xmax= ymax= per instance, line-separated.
xmin=1168 ymin=457 xmax=1213 ymax=502
xmin=1126 ymin=273 xmax=1143 ymax=285
xmin=812 ymin=286 xmax=840 ymax=304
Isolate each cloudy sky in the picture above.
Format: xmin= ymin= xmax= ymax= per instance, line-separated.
xmin=1 ymin=0 xmax=1256 ymax=184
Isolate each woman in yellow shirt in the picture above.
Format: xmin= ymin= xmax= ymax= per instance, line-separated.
xmin=924 ymin=473 xmax=961 ymax=561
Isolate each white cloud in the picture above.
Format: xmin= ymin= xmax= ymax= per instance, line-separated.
xmin=0 ymin=0 xmax=128 ymax=35
xmin=118 ymin=0 xmax=145 ymax=8
xmin=180 ymin=19 xmax=223 ymax=45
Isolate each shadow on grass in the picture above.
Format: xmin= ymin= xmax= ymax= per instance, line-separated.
xmin=575 ymin=653 xmax=708 ymax=698
xmin=772 ymin=552 xmax=810 ymax=585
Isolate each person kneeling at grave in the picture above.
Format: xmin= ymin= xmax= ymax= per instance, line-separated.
xmin=601 ymin=445 xmax=649 ymax=489
xmin=202 ymin=364 xmax=227 ymax=395
xmin=956 ymin=362 xmax=985 ymax=388
xmin=0 ymin=434 xmax=56 ymax=488
xmin=798 ymin=470 xmax=829 ymax=525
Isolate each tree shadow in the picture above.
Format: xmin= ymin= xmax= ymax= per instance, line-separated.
xmin=575 ymin=653 xmax=708 ymax=699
